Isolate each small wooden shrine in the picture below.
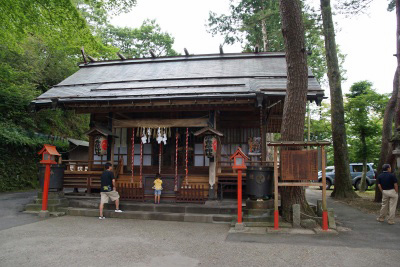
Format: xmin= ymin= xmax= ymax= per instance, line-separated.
xmin=32 ymin=52 xmax=324 ymax=202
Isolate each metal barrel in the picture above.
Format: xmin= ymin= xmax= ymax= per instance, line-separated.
xmin=246 ymin=166 xmax=273 ymax=199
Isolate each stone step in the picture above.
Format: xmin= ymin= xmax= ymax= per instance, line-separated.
xmin=243 ymin=214 xmax=275 ymax=223
xmin=35 ymin=198 xmax=69 ymax=206
xmin=67 ymin=208 xmax=233 ymax=224
xmin=37 ymin=191 xmax=65 ymax=199
xmin=25 ymin=203 xmax=62 ymax=212
xmin=68 ymin=200 xmax=237 ymax=215
xmin=231 ymin=221 xmax=292 ymax=228
xmin=244 ymin=209 xmax=273 ymax=216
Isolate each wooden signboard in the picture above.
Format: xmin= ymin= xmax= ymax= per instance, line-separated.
xmin=280 ymin=150 xmax=318 ymax=180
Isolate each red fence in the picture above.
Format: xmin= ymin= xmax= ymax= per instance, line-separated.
xmin=176 ymin=185 xmax=206 ymax=203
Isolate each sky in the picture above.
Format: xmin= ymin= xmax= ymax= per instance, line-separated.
xmin=111 ymin=0 xmax=396 ymax=95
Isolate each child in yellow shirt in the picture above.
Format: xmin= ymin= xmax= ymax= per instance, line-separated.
xmin=152 ymin=173 xmax=163 ymax=204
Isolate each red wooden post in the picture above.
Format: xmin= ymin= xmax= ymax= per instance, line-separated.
xmin=237 ymin=169 xmax=243 ymax=223
xmin=37 ymin=144 xmax=60 ymax=217
xmin=230 ymin=147 xmax=248 ymax=229
xmin=41 ymin=164 xmax=51 ymax=211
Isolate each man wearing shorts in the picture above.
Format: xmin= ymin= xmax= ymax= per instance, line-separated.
xmin=99 ymin=162 xmax=122 ymax=219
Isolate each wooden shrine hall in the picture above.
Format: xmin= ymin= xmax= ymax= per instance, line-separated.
xmin=32 ymin=52 xmax=324 ymax=202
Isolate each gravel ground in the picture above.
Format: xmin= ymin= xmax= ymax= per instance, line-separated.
xmin=1 ymin=216 xmax=399 ymax=267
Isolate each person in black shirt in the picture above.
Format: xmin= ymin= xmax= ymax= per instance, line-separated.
xmin=99 ymin=163 xmax=122 ymax=219
xmin=376 ymin=164 xmax=398 ymax=225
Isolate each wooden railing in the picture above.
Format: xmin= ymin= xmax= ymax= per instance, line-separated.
xmin=176 ymin=184 xmax=206 ymax=203
xmin=116 ymin=182 xmax=144 ymax=201
xmin=113 ymin=156 xmax=124 ymax=179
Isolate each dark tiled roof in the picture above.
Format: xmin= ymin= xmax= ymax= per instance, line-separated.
xmin=33 ymin=52 xmax=323 ymax=105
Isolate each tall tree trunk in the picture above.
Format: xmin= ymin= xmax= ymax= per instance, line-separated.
xmin=279 ymin=0 xmax=314 ymax=220
xmin=359 ymin=133 xmax=367 ymax=193
xmin=320 ymin=0 xmax=358 ymax=199
xmin=261 ymin=18 xmax=268 ymax=51
xmin=375 ymin=0 xmax=400 ymax=202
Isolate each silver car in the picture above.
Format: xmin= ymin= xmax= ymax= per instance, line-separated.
xmin=318 ymin=163 xmax=376 ymax=190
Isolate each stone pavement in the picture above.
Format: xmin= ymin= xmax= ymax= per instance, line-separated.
xmin=227 ymin=189 xmax=400 ymax=250
xmin=0 ymin=190 xmax=41 ymax=231
xmin=0 ymin=189 xmax=400 ymax=267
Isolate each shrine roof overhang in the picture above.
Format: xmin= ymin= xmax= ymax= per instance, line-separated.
xmin=31 ymin=52 xmax=324 ymax=110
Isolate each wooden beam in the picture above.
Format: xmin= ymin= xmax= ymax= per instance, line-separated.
xmin=278 ymin=182 xmax=323 ymax=187
xmin=274 ymin=147 xmax=279 ymax=212
xmin=117 ymin=52 xmax=126 ymax=60
xmin=80 ymin=47 xmax=87 ymax=64
xmin=321 ymin=145 xmax=327 ymax=211
xmin=114 ymin=118 xmax=208 ymax=128
xmin=87 ymin=55 xmax=97 ymax=62
xmin=116 ymin=113 xmax=131 ymax=120
xmin=267 ymin=141 xmax=331 ymax=146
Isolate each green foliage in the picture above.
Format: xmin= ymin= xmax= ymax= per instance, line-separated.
xmin=0 ymin=0 xmax=179 ymax=191
xmin=345 ymin=81 xmax=389 ymax=165
xmin=305 ymin=102 xmax=334 ymax=165
xmin=337 ymin=0 xmax=395 ymax=14
xmin=100 ymin=20 xmax=180 ymax=58
xmin=207 ymin=0 xmax=339 ymax=83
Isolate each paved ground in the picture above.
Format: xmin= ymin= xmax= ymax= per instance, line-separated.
xmin=227 ymin=189 xmax=400 ymax=250
xmin=0 ymin=189 xmax=400 ymax=267
xmin=0 ymin=190 xmax=41 ymax=231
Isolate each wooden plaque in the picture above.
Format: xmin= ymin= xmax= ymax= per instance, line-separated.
xmin=280 ymin=150 xmax=318 ymax=180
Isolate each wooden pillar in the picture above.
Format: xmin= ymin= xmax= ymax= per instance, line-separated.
xmin=321 ymin=145 xmax=328 ymax=230
xmin=88 ymin=114 xmax=95 ymax=171
xmin=107 ymin=112 xmax=113 ymax=162
xmin=273 ymin=146 xmax=279 ymax=229
xmin=208 ymin=110 xmax=217 ymax=199
xmin=261 ymin=109 xmax=267 ymax=165
xmin=257 ymin=93 xmax=266 ymax=165
xmin=88 ymin=135 xmax=94 ymax=171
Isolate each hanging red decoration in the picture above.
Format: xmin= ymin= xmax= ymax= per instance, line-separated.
xmin=159 ymin=143 xmax=162 ymax=174
xmin=174 ymin=131 xmax=178 ymax=191
xmin=140 ymin=140 xmax=143 ymax=188
xmin=185 ymin=127 xmax=189 ymax=186
xmin=131 ymin=128 xmax=135 ymax=183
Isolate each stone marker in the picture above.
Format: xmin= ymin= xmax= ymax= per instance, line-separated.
xmin=328 ymin=208 xmax=336 ymax=229
xmin=235 ymin=222 xmax=245 ymax=231
xmin=316 ymin=200 xmax=323 ymax=217
xmin=38 ymin=210 xmax=50 ymax=218
xmin=292 ymin=204 xmax=301 ymax=228
xmin=301 ymin=219 xmax=317 ymax=229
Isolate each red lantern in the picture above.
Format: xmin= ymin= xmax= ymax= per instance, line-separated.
xmin=204 ymin=135 xmax=217 ymax=158
xmin=94 ymin=135 xmax=107 ymax=156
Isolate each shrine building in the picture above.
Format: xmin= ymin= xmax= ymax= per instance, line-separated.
xmin=32 ymin=52 xmax=324 ymax=202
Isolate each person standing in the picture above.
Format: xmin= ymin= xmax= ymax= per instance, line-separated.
xmin=99 ymin=162 xmax=122 ymax=219
xmin=153 ymin=173 xmax=163 ymax=204
xmin=376 ymin=164 xmax=398 ymax=225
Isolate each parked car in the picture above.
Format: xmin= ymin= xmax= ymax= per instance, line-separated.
xmin=317 ymin=163 xmax=376 ymax=190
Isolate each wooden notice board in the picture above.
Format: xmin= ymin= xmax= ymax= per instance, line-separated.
xmin=280 ymin=150 xmax=318 ymax=180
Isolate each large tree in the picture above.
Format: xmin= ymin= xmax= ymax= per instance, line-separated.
xmin=207 ymin=0 xmax=334 ymax=83
xmin=279 ymin=0 xmax=314 ymax=219
xmin=320 ymin=0 xmax=358 ymax=198
xmin=100 ymin=20 xmax=179 ymax=58
xmin=345 ymin=81 xmax=388 ymax=192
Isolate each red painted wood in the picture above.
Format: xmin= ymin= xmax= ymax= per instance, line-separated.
xmin=41 ymin=164 xmax=51 ymax=211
